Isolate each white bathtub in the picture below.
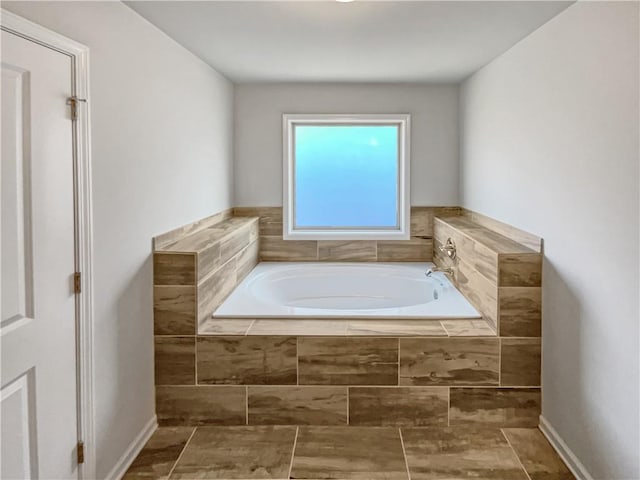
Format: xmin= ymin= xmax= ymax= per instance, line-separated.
xmin=214 ymin=262 xmax=480 ymax=319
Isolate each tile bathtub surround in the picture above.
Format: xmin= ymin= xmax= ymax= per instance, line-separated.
xmin=499 ymin=286 xmax=542 ymax=337
xmin=153 ymin=215 xmax=259 ymax=335
xmin=461 ymin=208 xmax=543 ymax=253
xmin=433 ymin=216 xmax=542 ymax=336
xmin=348 ymin=387 xmax=449 ymax=426
xmin=500 ymin=337 xmax=542 ymax=387
xmin=198 ymin=317 xmax=494 ymax=337
xmin=399 ymin=337 xmax=500 ymax=386
xmin=297 ymin=337 xmax=399 ymax=385
xmin=248 ymin=386 xmax=348 ymax=425
xmin=198 ymin=318 xmax=254 ymax=336
xmin=153 ymin=329 xmax=542 ymax=427
xmin=152 ymin=211 xmax=544 ymax=430
xmin=196 ymin=258 xmax=238 ymax=325
xmin=440 ymin=319 xmax=496 ymax=336
xmin=233 ymin=206 xmax=461 ymax=262
xmin=318 ymin=240 xmax=378 ymax=261
xmin=196 ymin=336 xmax=297 ymax=385
xmin=153 ymin=253 xmax=196 ymax=285
xmin=346 ymin=319 xmax=447 ymax=336
xmin=449 ymin=387 xmax=541 ymax=427
xmin=154 ymin=337 xmax=195 ymax=386
xmin=152 ymin=209 xmax=234 ymax=250
xmin=126 ymin=426 xmax=574 ymax=480
xmin=155 ymin=386 xmax=246 ymax=426
xmin=153 ymin=285 xmax=196 ymax=336
xmin=248 ymin=319 xmax=350 ymax=336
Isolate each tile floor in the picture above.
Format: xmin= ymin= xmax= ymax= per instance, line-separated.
xmin=123 ymin=425 xmax=575 ymax=480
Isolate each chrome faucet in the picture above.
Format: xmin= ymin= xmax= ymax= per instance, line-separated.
xmin=425 ymin=266 xmax=454 ymax=277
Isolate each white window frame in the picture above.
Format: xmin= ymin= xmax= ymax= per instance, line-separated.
xmin=283 ymin=113 xmax=410 ymax=240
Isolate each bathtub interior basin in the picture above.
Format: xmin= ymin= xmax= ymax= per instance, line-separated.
xmin=213 ymin=262 xmax=481 ymax=319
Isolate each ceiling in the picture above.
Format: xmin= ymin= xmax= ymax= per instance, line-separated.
xmin=126 ymin=0 xmax=573 ymax=83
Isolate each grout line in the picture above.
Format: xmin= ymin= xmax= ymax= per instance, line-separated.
xmin=296 ymin=336 xmax=299 ymax=385
xmin=501 ymin=428 xmax=532 ymax=480
xmin=398 ymin=428 xmax=412 ymax=480
xmin=497 ymin=286 xmax=501 ymax=337
xmin=166 ymin=426 xmax=197 ymax=479
xmin=159 ymin=383 xmax=538 ymax=389
xmin=287 ymin=426 xmax=299 ymax=479
xmin=498 ymin=337 xmax=502 ymax=386
xmin=246 ymin=385 xmax=249 ymax=425
xmin=397 ymin=337 xmax=401 ymax=385
xmin=244 ymin=319 xmax=256 ymax=336
xmin=447 ymin=387 xmax=451 ymax=427
xmin=346 ymin=387 xmax=350 ymax=425
xmin=439 ymin=320 xmax=450 ymax=336
xmin=194 ymin=336 xmax=198 ymax=385
xmin=156 ymin=382 xmax=541 ymax=390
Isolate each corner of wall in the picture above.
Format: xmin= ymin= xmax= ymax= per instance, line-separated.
xmin=103 ymin=416 xmax=157 ymax=480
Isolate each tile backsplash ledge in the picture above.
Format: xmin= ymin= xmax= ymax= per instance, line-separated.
xmin=234 ymin=206 xmax=462 ymax=262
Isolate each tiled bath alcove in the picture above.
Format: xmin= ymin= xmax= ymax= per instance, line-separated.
xmin=152 ymin=207 xmax=542 ymax=428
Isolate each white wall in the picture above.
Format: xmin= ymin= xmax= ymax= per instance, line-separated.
xmin=234 ymin=83 xmax=459 ymax=206
xmin=2 ymin=2 xmax=234 ymax=477
xmin=460 ymin=2 xmax=639 ymax=479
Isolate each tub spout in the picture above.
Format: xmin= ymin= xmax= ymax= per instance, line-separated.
xmin=426 ymin=266 xmax=453 ymax=277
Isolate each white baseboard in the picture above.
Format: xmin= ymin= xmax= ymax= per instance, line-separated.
xmin=539 ymin=415 xmax=594 ymax=480
xmin=104 ymin=415 xmax=157 ymax=480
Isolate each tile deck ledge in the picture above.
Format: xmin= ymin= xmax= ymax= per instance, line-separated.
xmin=198 ymin=317 xmax=496 ymax=337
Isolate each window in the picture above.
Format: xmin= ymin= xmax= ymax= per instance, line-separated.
xmin=283 ymin=114 xmax=410 ymax=240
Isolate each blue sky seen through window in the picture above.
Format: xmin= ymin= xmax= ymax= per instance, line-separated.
xmin=294 ymin=125 xmax=399 ymax=228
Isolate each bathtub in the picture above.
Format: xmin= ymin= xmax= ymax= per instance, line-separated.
xmin=214 ymin=262 xmax=480 ymax=319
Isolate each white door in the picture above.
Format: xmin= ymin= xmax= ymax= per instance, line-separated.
xmin=1 ymin=28 xmax=79 ymax=480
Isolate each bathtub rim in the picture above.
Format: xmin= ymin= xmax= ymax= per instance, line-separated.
xmin=212 ymin=261 xmax=482 ymax=321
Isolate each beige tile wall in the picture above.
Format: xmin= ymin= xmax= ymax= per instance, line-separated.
xmin=433 ymin=216 xmax=542 ymax=336
xmin=152 ymin=208 xmax=543 ymax=428
xmin=233 ymin=206 xmax=461 ymax=262
xmin=153 ymin=216 xmax=259 ymax=334
xmin=153 ymin=209 xmax=234 ymax=250
xmin=154 ymin=333 xmax=541 ymax=427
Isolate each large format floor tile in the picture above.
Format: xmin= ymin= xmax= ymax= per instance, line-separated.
xmin=503 ymin=428 xmax=575 ymax=480
xmin=124 ymin=426 xmax=574 ymax=480
xmin=401 ymin=427 xmax=528 ymax=480
xmin=170 ymin=426 xmax=298 ymax=479
xmin=290 ymin=426 xmax=409 ymax=479
xmin=123 ymin=427 xmax=194 ymax=479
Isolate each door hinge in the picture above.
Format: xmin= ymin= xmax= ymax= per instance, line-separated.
xmin=77 ymin=442 xmax=85 ymax=464
xmin=67 ymin=96 xmax=87 ymax=121
xmin=74 ymin=272 xmax=81 ymax=294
